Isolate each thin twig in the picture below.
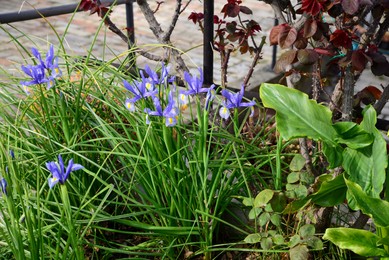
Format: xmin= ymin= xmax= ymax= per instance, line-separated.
xmin=243 ymin=36 xmax=266 ymax=88
xmin=162 ymin=0 xmax=182 ymax=42
xmin=94 ymin=0 xmax=166 ymax=62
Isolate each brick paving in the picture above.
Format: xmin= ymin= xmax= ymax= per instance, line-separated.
xmin=0 ymin=0 xmax=388 ymax=114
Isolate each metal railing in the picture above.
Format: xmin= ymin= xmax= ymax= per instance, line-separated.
xmin=0 ymin=0 xmax=214 ymax=86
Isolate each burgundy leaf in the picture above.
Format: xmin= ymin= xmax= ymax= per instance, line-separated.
xmin=314 ymin=48 xmax=335 ymax=56
xmin=303 ymin=19 xmax=318 ymax=38
xmin=330 ymin=29 xmax=352 ymax=49
xmin=239 ymin=6 xmax=253 ymax=15
xmin=294 ymin=37 xmax=308 ymax=49
xmin=351 ymin=49 xmax=369 ymax=72
xmin=341 ymin=0 xmax=360 ymax=15
xmin=297 ymin=49 xmax=319 ymax=64
xmin=274 ymin=50 xmax=297 ymax=73
xmin=278 ymin=26 xmax=298 ymax=49
xmin=301 ymin=0 xmax=325 ymax=16
xmin=269 ymin=24 xmax=284 ymax=45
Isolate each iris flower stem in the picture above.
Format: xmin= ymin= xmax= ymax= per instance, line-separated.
xmin=233 ymin=108 xmax=240 ymax=137
xmin=195 ymin=98 xmax=213 ymax=252
xmin=59 ymin=184 xmax=83 ymax=258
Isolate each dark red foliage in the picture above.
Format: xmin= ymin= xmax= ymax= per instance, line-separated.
xmin=246 ymin=20 xmax=261 ymax=36
xmin=330 ymin=29 xmax=352 ymax=49
xmin=301 ymin=0 xmax=327 ymax=16
xmin=213 ymin=15 xmax=224 ymax=25
xmin=188 ymin=12 xmax=204 ymax=24
xmin=79 ymin=0 xmax=110 ymax=18
xmin=221 ymin=0 xmax=242 ymax=18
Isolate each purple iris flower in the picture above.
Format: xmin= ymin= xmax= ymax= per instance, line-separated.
xmin=0 ymin=178 xmax=7 ymax=196
xmin=205 ymin=84 xmax=216 ymax=111
xmin=46 ymin=155 xmax=84 ymax=189
xmin=123 ymin=79 xmax=158 ymax=104
xmin=21 ymin=65 xmax=48 ymax=86
xmin=219 ymin=85 xmax=256 ymax=120
xmin=144 ymin=63 xmax=173 ymax=85
xmin=144 ymin=91 xmax=179 ymax=127
xmin=181 ymin=68 xmax=210 ymax=95
xmin=9 ymin=150 xmax=15 ymax=159
xmin=21 ymin=45 xmax=62 ymax=92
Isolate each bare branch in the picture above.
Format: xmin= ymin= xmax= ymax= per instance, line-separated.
xmin=136 ymin=0 xmax=165 ymax=41
xmin=374 ymin=84 xmax=389 ymax=115
xmin=341 ymin=67 xmax=355 ymax=121
xmin=243 ymin=36 xmax=266 ymax=88
xmin=162 ymin=0 xmax=182 ymax=42
xmin=180 ymin=0 xmax=192 ymax=14
xmin=136 ymin=0 xmax=189 ymax=77
xmin=269 ymin=2 xmax=287 ymax=24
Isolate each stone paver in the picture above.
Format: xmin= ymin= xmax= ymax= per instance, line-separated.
xmin=0 ymin=1 xmax=276 ymax=88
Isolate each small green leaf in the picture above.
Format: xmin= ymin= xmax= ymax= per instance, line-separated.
xmin=286 ymin=183 xmax=299 ymax=191
xmin=259 ymin=212 xmax=271 ymax=227
xmin=270 ymin=192 xmax=287 ymax=213
xmin=285 ymin=190 xmax=296 ymax=199
xmin=254 ymin=189 xmax=274 ymax=208
xmin=294 ymin=184 xmax=308 ymax=199
xmin=290 ymin=154 xmax=306 ymax=171
xmin=290 ymin=244 xmax=309 ymax=260
xmin=242 ymin=197 xmax=254 ymax=206
xmin=261 ymin=237 xmax=273 ymax=250
xmin=300 ymin=171 xmax=314 ymax=185
xmin=248 ymin=207 xmax=262 ymax=220
xmin=273 ymin=234 xmax=285 ymax=245
xmin=289 ymin=234 xmax=301 ymax=248
xmin=323 ymin=228 xmax=387 ymax=257
xmin=264 ymin=203 xmax=273 ymax=212
xmin=244 ymin=233 xmax=262 ymax=244
xmin=299 ymin=224 xmax=315 ymax=238
xmin=270 ymin=214 xmax=281 ymax=227
xmin=305 ymin=236 xmax=323 ymax=250
xmin=287 ymin=172 xmax=300 ymax=184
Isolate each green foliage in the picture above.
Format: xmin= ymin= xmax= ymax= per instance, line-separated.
xmin=260 ymin=83 xmax=389 ymax=258
xmin=323 ymin=228 xmax=387 ymax=257
xmin=260 ymin=83 xmax=385 ymax=198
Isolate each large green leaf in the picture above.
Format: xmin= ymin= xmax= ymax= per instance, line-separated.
xmin=259 ymin=83 xmax=337 ymax=145
xmin=342 ymin=106 xmax=387 ymax=198
xmin=323 ymin=228 xmax=387 ymax=257
xmin=332 ymin=121 xmax=373 ymax=149
xmin=310 ymin=174 xmax=346 ymax=207
xmin=345 ymin=178 xmax=389 ymax=227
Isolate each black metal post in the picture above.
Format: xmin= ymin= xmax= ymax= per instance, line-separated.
xmin=271 ymin=18 xmax=279 ymax=69
xmin=0 ymin=0 xmax=127 ymax=24
xmin=125 ymin=0 xmax=135 ymax=44
xmin=203 ymin=0 xmax=214 ymax=86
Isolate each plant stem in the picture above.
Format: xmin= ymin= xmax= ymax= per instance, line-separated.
xmin=60 ymin=185 xmax=83 ymax=258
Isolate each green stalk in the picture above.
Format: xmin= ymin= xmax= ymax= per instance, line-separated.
xmin=59 ymin=184 xmax=84 ymax=259
xmin=274 ymin=135 xmax=283 ymax=191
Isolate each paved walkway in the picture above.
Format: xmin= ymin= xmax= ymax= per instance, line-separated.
xmin=0 ymin=0 xmax=387 ymax=114
xmin=0 ymin=0 xmax=277 ymax=88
